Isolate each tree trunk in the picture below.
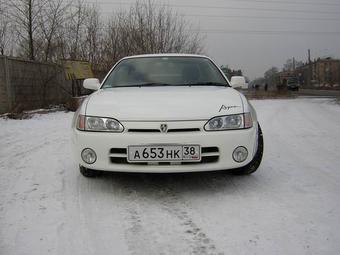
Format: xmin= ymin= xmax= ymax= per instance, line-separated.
xmin=28 ymin=0 xmax=34 ymax=60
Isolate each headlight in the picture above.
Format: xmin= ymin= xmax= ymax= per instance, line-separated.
xmin=204 ymin=113 xmax=252 ymax=131
xmin=77 ymin=115 xmax=124 ymax=132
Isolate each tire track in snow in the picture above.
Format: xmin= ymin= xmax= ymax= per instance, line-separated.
xmin=0 ymin=137 xmax=67 ymax=166
xmin=158 ymin=188 xmax=221 ymax=255
xmin=120 ymin=175 xmax=223 ymax=255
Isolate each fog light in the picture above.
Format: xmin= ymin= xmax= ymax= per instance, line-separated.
xmin=81 ymin=148 xmax=97 ymax=164
xmin=233 ymin=146 xmax=248 ymax=163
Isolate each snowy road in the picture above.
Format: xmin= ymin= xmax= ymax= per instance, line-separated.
xmin=1 ymin=98 xmax=340 ymax=255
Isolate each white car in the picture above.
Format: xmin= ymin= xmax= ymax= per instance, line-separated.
xmin=72 ymin=54 xmax=263 ymax=177
xmin=230 ymin=76 xmax=248 ymax=89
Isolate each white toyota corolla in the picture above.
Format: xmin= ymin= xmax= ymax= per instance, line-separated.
xmin=72 ymin=54 xmax=263 ymax=177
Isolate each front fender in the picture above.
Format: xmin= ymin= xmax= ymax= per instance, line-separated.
xmin=239 ymin=93 xmax=258 ymax=123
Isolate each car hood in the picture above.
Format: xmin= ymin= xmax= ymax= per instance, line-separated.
xmin=85 ymin=86 xmax=244 ymax=121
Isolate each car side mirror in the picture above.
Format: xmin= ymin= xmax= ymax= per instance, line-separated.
xmin=230 ymin=81 xmax=237 ymax=88
xmin=83 ymin=78 xmax=101 ymax=91
xmin=230 ymin=76 xmax=247 ymax=89
xmin=230 ymin=80 xmax=241 ymax=89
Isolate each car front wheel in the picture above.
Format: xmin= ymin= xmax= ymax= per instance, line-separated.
xmin=231 ymin=124 xmax=263 ymax=175
xmin=79 ymin=165 xmax=101 ymax=178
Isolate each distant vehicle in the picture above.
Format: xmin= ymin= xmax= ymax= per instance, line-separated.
xmin=230 ymin=76 xmax=248 ymax=89
xmin=278 ymin=72 xmax=299 ymax=91
xmin=287 ymin=77 xmax=299 ymax=91
xmin=72 ymin=54 xmax=263 ymax=177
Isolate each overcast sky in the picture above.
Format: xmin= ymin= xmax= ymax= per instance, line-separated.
xmin=95 ymin=0 xmax=340 ymax=79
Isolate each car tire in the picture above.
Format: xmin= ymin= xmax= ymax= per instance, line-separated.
xmin=231 ymin=123 xmax=263 ymax=175
xmin=79 ymin=165 xmax=101 ymax=178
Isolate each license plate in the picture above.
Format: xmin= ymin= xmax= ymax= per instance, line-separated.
xmin=127 ymin=145 xmax=201 ymax=162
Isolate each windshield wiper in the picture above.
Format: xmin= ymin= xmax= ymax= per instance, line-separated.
xmin=108 ymin=82 xmax=229 ymax=88
xmin=111 ymin=83 xmax=173 ymax=88
xmin=186 ymin=82 xmax=229 ymax=87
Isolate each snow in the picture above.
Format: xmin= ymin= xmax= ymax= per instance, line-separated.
xmin=1 ymin=98 xmax=340 ymax=255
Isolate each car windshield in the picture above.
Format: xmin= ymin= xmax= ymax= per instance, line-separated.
xmin=287 ymin=77 xmax=298 ymax=84
xmin=102 ymin=56 xmax=229 ymax=88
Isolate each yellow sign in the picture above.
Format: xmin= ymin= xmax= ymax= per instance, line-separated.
xmin=62 ymin=60 xmax=94 ymax=80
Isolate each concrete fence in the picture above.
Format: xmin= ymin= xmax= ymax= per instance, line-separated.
xmin=0 ymin=56 xmax=72 ymax=114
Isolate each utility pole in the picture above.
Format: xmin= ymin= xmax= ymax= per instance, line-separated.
xmin=308 ymin=49 xmax=312 ymax=87
xmin=28 ymin=0 xmax=34 ymax=60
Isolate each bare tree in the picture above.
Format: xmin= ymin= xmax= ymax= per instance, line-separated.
xmin=125 ymin=0 xmax=203 ymax=54
xmin=102 ymin=14 xmax=122 ymax=70
xmin=8 ymin=0 xmax=48 ymax=60
xmin=36 ymin=0 xmax=69 ymax=62
xmin=264 ymin=66 xmax=279 ymax=87
xmin=83 ymin=4 xmax=103 ymax=66
xmin=99 ymin=0 xmax=203 ymax=70
xmin=62 ymin=0 xmax=88 ymax=60
xmin=5 ymin=0 xmax=203 ymax=69
xmin=0 ymin=0 xmax=11 ymax=55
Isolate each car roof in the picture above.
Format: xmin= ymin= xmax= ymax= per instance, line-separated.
xmin=121 ymin=53 xmax=211 ymax=60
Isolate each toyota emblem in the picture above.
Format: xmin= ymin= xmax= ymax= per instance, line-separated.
xmin=160 ymin=124 xmax=168 ymax=133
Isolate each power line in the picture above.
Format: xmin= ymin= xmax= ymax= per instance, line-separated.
xmin=192 ymin=29 xmax=340 ymax=35
xmin=99 ymin=11 xmax=340 ymax=22
xmin=99 ymin=10 xmax=340 ymax=22
xmin=214 ymin=0 xmax=340 ymax=7
xmin=183 ymin=14 xmax=340 ymax=22
xmin=74 ymin=1 xmax=340 ymax=15
xmin=76 ymin=0 xmax=340 ymax=8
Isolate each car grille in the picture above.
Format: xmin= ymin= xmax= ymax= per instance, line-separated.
xmin=109 ymin=147 xmax=219 ymax=165
xmin=127 ymin=128 xmax=201 ymax=133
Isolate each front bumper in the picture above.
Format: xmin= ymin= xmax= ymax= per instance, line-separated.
xmin=72 ymin=121 xmax=258 ymax=173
